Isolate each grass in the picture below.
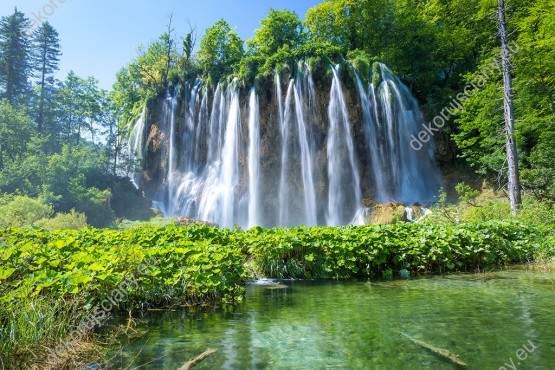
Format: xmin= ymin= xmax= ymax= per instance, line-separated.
xmin=0 ymin=295 xmax=93 ymax=369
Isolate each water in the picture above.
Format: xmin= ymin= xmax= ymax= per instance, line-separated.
xmin=278 ymin=63 xmax=318 ymax=227
xmin=327 ymin=65 xmax=362 ymax=226
xmin=356 ymin=63 xmax=442 ymax=204
xmin=124 ymin=107 xmax=147 ymax=188
xmin=130 ymin=63 xmax=442 ymax=228
xmin=405 ymin=206 xmax=433 ymax=223
xmin=106 ymin=270 xmax=555 ymax=369
xmin=247 ymin=88 xmax=261 ymax=228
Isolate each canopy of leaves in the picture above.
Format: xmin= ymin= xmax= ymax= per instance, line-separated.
xmin=197 ymin=19 xmax=244 ymax=85
xmin=247 ymin=9 xmax=305 ymax=58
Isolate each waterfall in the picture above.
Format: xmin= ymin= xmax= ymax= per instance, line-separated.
xmin=207 ymin=84 xmax=225 ymax=163
xmin=327 ymin=65 xmax=362 ymax=226
xmin=372 ymin=63 xmax=441 ymax=203
xmin=183 ymin=79 xmax=202 ymax=173
xmin=293 ymin=63 xmax=317 ymax=226
xmin=131 ymin=62 xmax=441 ymax=228
xmin=125 ymin=107 xmax=147 ymax=189
xmin=354 ymin=73 xmax=387 ymax=202
xmin=219 ymin=81 xmax=242 ymax=228
xmin=278 ymin=79 xmax=294 ymax=226
xmin=166 ymin=88 xmax=179 ymax=215
xmin=247 ymin=87 xmax=261 ymax=228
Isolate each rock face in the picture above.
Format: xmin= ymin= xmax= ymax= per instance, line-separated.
xmin=130 ymin=62 xmax=442 ymax=228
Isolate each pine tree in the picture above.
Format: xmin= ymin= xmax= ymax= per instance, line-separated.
xmin=32 ymin=21 xmax=61 ymax=133
xmin=0 ymin=8 xmax=31 ymax=103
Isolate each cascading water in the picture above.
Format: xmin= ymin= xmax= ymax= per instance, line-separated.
xmin=219 ymin=82 xmax=242 ymax=228
xmin=124 ymin=107 xmax=147 ymax=188
xmin=359 ymin=63 xmax=441 ymax=203
xmin=247 ymin=88 xmax=261 ymax=228
xmin=293 ymin=63 xmax=317 ymax=227
xmin=278 ymin=79 xmax=293 ymax=226
xmin=165 ymin=88 xmax=179 ymax=215
xmin=354 ymin=74 xmax=387 ymax=202
xmin=130 ymin=62 xmax=441 ymax=228
xmin=327 ymin=65 xmax=363 ymax=226
xmin=277 ymin=62 xmax=318 ymax=227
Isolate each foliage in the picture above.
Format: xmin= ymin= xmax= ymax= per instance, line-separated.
xmin=0 ymin=194 xmax=53 ymax=228
xmin=197 ymin=19 xmax=244 ymax=86
xmin=1 ymin=220 xmax=552 ymax=367
xmin=0 ymin=9 xmax=31 ymax=103
xmin=244 ymin=222 xmax=549 ymax=279
xmin=35 ymin=209 xmax=88 ymax=230
xmin=132 ymin=33 xmax=179 ymax=96
xmin=31 ymin=21 xmax=61 ymax=133
xmin=0 ymin=225 xmax=248 ymax=307
xmin=247 ymin=8 xmax=305 ymax=58
xmin=0 ymin=99 xmax=33 ymax=169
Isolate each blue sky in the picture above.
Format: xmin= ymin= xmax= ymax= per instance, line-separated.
xmin=0 ymin=0 xmax=323 ymax=90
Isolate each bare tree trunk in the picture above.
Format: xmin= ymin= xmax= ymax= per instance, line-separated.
xmin=498 ymin=0 xmax=522 ymax=214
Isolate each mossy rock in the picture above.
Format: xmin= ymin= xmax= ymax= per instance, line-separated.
xmin=369 ymin=203 xmax=407 ymax=224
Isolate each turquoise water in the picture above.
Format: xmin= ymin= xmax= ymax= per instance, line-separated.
xmin=107 ymin=270 xmax=555 ymax=369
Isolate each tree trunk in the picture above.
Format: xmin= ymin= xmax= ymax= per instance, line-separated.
xmin=498 ymin=0 xmax=522 ymax=214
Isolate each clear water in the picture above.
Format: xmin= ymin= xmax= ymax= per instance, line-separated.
xmin=107 ymin=270 xmax=555 ymax=369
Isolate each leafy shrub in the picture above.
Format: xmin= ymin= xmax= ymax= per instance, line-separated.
xmin=35 ymin=209 xmax=88 ymax=230
xmin=0 ymin=194 xmax=53 ymax=228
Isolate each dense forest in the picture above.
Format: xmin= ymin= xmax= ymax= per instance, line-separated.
xmin=0 ymin=0 xmax=554 ymax=230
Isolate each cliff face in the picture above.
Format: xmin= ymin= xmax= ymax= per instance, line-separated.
xmin=136 ymin=63 xmax=442 ymax=227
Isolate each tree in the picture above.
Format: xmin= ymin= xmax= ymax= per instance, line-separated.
xmin=247 ymin=9 xmax=304 ymax=57
xmin=197 ymin=19 xmax=243 ymax=84
xmin=133 ymin=32 xmax=179 ymax=96
xmin=32 ymin=21 xmax=61 ymax=133
xmin=498 ymin=0 xmax=522 ymax=213
xmin=56 ymin=71 xmax=106 ymax=149
xmin=0 ymin=100 xmax=33 ymax=170
xmin=0 ymin=8 xmax=31 ymax=103
xmin=513 ymin=0 xmax=555 ymax=198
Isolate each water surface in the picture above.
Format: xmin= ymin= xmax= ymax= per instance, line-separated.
xmin=108 ymin=270 xmax=555 ymax=369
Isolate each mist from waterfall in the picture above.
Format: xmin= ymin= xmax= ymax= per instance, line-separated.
xmin=130 ymin=63 xmax=441 ymax=228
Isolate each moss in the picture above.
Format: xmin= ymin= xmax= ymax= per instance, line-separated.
xmin=372 ymin=61 xmax=384 ymax=87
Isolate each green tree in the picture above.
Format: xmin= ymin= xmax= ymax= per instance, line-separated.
xmin=247 ymin=9 xmax=304 ymax=57
xmin=43 ymin=145 xmax=114 ymax=228
xmin=32 ymin=21 xmax=61 ymax=133
xmin=197 ymin=19 xmax=244 ymax=84
xmin=0 ymin=8 xmax=31 ymax=103
xmin=56 ymin=71 xmax=105 ymax=149
xmin=0 ymin=100 xmax=33 ymax=169
xmin=133 ymin=32 xmax=179 ymax=96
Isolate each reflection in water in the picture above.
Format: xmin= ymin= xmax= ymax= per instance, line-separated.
xmin=106 ymin=271 xmax=555 ymax=369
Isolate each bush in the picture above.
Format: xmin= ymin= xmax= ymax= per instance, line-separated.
xmin=35 ymin=209 xmax=88 ymax=230
xmin=0 ymin=194 xmax=53 ymax=228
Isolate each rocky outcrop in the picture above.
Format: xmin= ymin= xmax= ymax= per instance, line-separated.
xmin=175 ymin=217 xmax=219 ymax=228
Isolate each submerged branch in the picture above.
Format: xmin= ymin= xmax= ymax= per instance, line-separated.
xmin=400 ymin=332 xmax=468 ymax=367
xmin=178 ymin=348 xmax=217 ymax=370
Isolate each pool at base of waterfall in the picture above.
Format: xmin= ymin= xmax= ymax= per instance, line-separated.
xmin=104 ymin=270 xmax=555 ymax=369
